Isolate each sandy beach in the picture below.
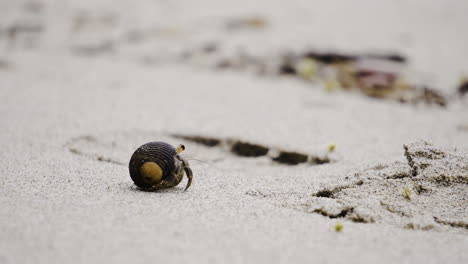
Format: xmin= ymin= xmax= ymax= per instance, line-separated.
xmin=0 ymin=0 xmax=467 ymax=263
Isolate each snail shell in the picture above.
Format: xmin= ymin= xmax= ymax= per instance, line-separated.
xmin=129 ymin=142 xmax=177 ymax=189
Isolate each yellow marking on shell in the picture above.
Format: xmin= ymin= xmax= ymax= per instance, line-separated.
xmin=140 ymin=162 xmax=163 ymax=185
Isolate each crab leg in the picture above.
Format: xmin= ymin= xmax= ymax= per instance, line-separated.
xmin=183 ymin=166 xmax=193 ymax=191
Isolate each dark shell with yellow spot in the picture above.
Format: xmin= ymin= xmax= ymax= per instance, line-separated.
xmin=129 ymin=142 xmax=177 ymax=189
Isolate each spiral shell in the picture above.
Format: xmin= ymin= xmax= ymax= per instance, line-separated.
xmin=129 ymin=142 xmax=177 ymax=189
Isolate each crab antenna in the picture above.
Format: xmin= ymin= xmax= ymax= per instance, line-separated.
xmin=176 ymin=144 xmax=185 ymax=154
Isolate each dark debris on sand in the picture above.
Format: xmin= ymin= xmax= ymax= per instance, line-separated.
xmin=180 ymin=44 xmax=451 ymax=107
xmin=458 ymin=81 xmax=468 ymax=96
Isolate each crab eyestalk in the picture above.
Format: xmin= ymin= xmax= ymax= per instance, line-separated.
xmin=176 ymin=144 xmax=185 ymax=154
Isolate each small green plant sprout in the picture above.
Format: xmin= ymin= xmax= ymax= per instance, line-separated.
xmin=328 ymin=144 xmax=336 ymax=152
xmin=296 ymin=58 xmax=317 ymax=80
xmin=403 ymin=186 xmax=411 ymax=200
xmin=324 ymin=79 xmax=339 ymax=92
xmin=334 ymin=222 xmax=343 ymax=232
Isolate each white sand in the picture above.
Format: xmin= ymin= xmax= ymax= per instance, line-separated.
xmin=0 ymin=0 xmax=467 ymax=263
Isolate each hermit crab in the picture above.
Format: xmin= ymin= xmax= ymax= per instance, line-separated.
xmin=129 ymin=142 xmax=193 ymax=191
